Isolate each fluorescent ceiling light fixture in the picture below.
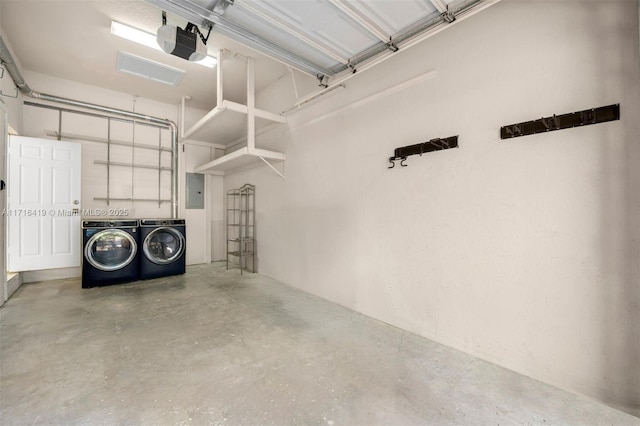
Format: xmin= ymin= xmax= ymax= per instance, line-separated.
xmin=111 ymin=21 xmax=160 ymax=51
xmin=110 ymin=21 xmax=216 ymax=68
xmin=197 ymin=55 xmax=217 ymax=68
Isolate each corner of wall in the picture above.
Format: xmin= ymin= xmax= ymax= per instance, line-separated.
xmin=6 ymin=272 xmax=22 ymax=301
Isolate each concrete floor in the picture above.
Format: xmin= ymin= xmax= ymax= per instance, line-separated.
xmin=1 ymin=262 xmax=637 ymax=425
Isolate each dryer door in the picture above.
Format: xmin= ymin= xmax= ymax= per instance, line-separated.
xmin=143 ymin=227 xmax=185 ymax=265
xmin=85 ymin=229 xmax=137 ymax=271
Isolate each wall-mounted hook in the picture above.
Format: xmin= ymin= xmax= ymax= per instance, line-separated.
xmin=500 ymin=104 xmax=619 ymax=139
xmin=387 ymin=135 xmax=459 ymax=170
xmin=541 ymin=114 xmax=559 ymax=131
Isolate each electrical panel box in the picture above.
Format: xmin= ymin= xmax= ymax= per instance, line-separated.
xmin=186 ymin=172 xmax=204 ymax=209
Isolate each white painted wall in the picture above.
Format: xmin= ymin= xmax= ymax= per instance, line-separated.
xmin=0 ymin=25 xmax=24 ymax=135
xmin=180 ymin=141 xmax=218 ymax=265
xmin=22 ymin=71 xmax=175 ymax=219
xmin=19 ymin=71 xmax=217 ymax=273
xmin=0 ymin=24 xmax=24 ymax=302
xmin=224 ymin=0 xmax=640 ymax=415
xmin=0 ymin=71 xmax=22 ymax=135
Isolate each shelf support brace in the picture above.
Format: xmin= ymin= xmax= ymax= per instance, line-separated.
xmin=217 ymin=49 xmax=224 ymax=107
xmin=289 ymin=67 xmax=300 ymax=101
xmin=259 ymin=156 xmax=285 ymax=180
xmin=247 ymin=56 xmax=255 ymax=152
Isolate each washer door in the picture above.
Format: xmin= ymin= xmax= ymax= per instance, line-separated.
xmin=85 ymin=229 xmax=137 ymax=272
xmin=143 ymin=227 xmax=185 ymax=265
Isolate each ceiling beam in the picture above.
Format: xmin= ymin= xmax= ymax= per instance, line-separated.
xmin=145 ymin=0 xmax=333 ymax=78
xmin=326 ymin=0 xmax=390 ymax=44
xmin=234 ymin=0 xmax=350 ymax=65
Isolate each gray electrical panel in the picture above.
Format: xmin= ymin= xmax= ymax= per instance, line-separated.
xmin=186 ymin=173 xmax=204 ymax=209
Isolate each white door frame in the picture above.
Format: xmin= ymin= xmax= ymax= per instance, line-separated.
xmin=0 ymin=107 xmax=7 ymax=304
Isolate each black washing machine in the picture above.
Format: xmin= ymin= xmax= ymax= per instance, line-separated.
xmin=82 ymin=220 xmax=139 ymax=288
xmin=139 ymin=219 xmax=186 ymax=280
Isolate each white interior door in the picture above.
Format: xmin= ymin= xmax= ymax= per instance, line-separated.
xmin=7 ymin=136 xmax=82 ymax=272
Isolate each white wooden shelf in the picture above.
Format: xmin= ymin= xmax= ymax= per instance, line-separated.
xmin=184 ymin=50 xmax=287 ymax=178
xmin=183 ymin=100 xmax=286 ymax=146
xmin=194 ymin=147 xmax=285 ymax=173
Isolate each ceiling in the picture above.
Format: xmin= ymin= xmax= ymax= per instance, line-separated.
xmin=0 ymin=0 xmax=488 ymax=112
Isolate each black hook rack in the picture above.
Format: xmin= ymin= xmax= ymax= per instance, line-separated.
xmin=500 ymin=103 xmax=620 ymax=139
xmin=388 ymin=135 xmax=458 ymax=169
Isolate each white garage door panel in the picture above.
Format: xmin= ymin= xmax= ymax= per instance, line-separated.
xmin=348 ymin=0 xmax=439 ymax=36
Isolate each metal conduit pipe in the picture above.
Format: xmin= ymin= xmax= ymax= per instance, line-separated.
xmin=0 ymin=34 xmax=179 ymax=218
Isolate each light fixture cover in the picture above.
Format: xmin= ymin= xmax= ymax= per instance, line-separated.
xmin=116 ymin=51 xmax=185 ymax=86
